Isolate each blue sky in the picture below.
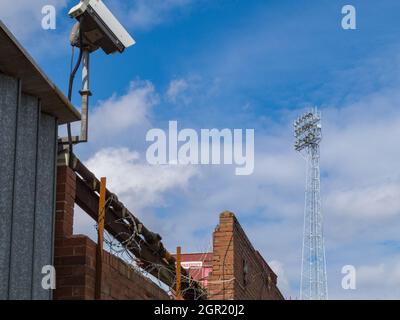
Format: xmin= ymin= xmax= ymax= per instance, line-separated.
xmin=2 ymin=0 xmax=400 ymax=299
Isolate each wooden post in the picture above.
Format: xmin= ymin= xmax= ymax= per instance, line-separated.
xmin=176 ymin=246 xmax=182 ymax=300
xmin=95 ymin=177 xmax=106 ymax=300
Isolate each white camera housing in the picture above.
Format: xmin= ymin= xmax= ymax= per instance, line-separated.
xmin=69 ymin=0 xmax=135 ymax=54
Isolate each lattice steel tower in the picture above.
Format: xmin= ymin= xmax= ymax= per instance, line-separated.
xmin=294 ymin=108 xmax=328 ymax=300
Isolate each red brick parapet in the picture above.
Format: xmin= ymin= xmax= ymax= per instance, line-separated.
xmin=207 ymin=211 xmax=284 ymax=300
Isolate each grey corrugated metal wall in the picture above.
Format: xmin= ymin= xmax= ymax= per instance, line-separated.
xmin=0 ymin=72 xmax=57 ymax=300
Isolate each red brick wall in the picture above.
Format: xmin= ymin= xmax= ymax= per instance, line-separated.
xmin=55 ymin=166 xmax=75 ymax=238
xmin=54 ymin=235 xmax=170 ymax=300
xmin=54 ymin=236 xmax=96 ymax=299
xmin=208 ymin=211 xmax=284 ymax=300
xmin=53 ymin=166 xmax=170 ymax=300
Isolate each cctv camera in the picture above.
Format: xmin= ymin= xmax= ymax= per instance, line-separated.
xmin=69 ymin=0 xmax=135 ymax=54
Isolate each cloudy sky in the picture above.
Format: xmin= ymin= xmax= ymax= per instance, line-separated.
xmin=2 ymin=0 xmax=400 ymax=299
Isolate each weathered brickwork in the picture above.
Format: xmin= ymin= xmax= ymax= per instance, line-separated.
xmin=208 ymin=211 xmax=284 ymax=300
xmin=53 ymin=166 xmax=170 ymax=300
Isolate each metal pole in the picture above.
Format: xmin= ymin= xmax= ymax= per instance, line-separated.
xmin=95 ymin=177 xmax=106 ymax=300
xmin=79 ymin=50 xmax=91 ymax=143
xmin=176 ymin=246 xmax=182 ymax=300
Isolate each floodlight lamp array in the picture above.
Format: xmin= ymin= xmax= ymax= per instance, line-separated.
xmin=294 ymin=110 xmax=322 ymax=151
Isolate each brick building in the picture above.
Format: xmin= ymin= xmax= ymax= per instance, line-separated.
xmin=180 ymin=212 xmax=284 ymax=300
xmin=180 ymin=253 xmax=213 ymax=288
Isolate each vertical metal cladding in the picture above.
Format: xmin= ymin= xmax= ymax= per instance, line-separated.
xmin=0 ymin=72 xmax=57 ymax=300
xmin=0 ymin=73 xmax=19 ymax=300
xmin=32 ymin=113 xmax=57 ymax=300
xmin=9 ymin=94 xmax=39 ymax=300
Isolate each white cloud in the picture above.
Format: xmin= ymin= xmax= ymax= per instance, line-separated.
xmin=353 ymin=262 xmax=400 ymax=299
xmin=326 ymin=183 xmax=400 ymax=219
xmin=164 ymin=76 xmax=222 ymax=110
xmin=89 ymin=80 xmax=158 ymax=142
xmin=167 ymin=78 xmax=189 ymax=103
xmin=85 ymin=147 xmax=198 ymax=210
xmin=322 ymin=89 xmax=400 ymax=187
xmin=357 ymin=263 xmax=386 ymax=287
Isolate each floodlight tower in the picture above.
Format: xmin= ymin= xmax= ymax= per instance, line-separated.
xmin=294 ymin=107 xmax=327 ymax=300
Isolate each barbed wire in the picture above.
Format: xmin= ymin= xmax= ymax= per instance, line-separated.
xmin=92 ymin=198 xmax=188 ymax=298
xmin=93 ymin=196 xmax=275 ymax=300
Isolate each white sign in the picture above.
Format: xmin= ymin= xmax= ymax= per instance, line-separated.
xmin=181 ymin=261 xmax=203 ymax=269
